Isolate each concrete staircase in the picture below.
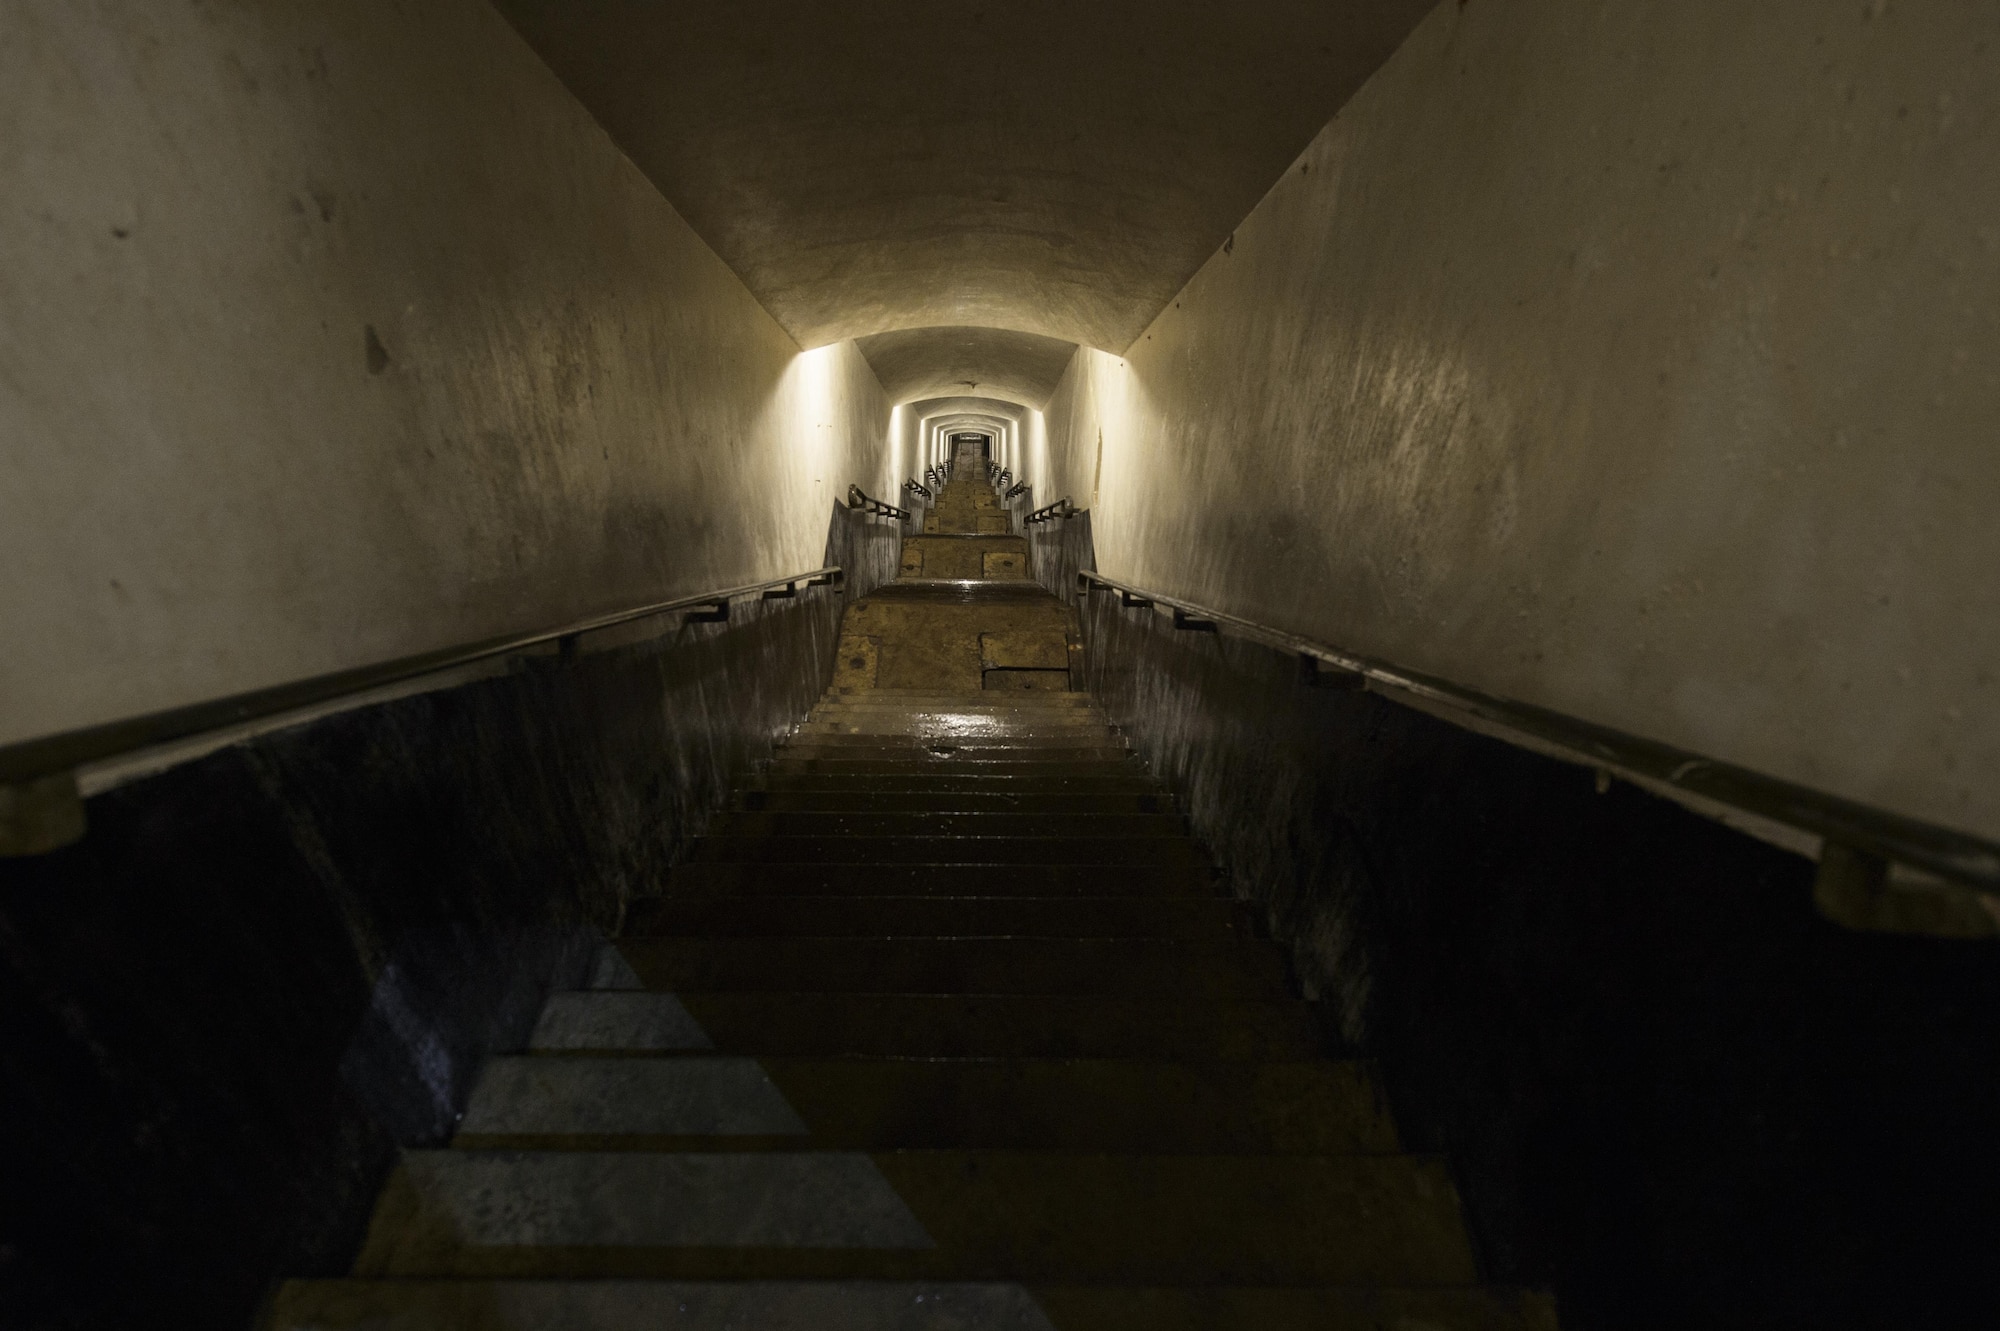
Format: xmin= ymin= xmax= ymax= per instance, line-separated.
xmin=264 ymin=449 xmax=1555 ymax=1328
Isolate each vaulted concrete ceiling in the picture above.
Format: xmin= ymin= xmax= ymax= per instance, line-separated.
xmin=494 ymin=0 xmax=1434 ymax=352
xmin=911 ymin=396 xmax=1029 ymax=451
xmin=857 ymin=327 xmax=1077 ymax=409
xmin=912 ymin=396 xmax=1028 ymax=423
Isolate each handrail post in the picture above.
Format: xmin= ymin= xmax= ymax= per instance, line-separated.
xmin=0 ymin=773 xmax=86 ymax=855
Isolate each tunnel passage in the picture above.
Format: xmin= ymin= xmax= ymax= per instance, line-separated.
xmin=844 ymin=443 xmax=1070 ymax=692
xmin=9 ymin=3 xmax=1999 ymax=1327
xmin=264 ymin=442 xmax=1556 ymax=1329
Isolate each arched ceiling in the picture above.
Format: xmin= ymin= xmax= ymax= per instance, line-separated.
xmin=494 ymin=0 xmax=1434 ymax=351
xmin=912 ymin=397 xmax=1027 ymax=456
xmin=911 ymin=396 xmax=1028 ymax=428
xmin=857 ymin=327 xmax=1077 ymax=409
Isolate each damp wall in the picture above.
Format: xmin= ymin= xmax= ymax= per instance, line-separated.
xmin=1043 ymin=0 xmax=2000 ymax=840
xmin=0 ymin=0 xmax=892 ymax=750
xmin=1076 ymin=584 xmax=2000 ymax=1327
xmin=0 ymin=588 xmax=849 ymax=1330
xmin=0 ymin=3 xmax=896 ymax=1325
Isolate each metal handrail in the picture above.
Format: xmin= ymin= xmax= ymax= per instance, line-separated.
xmin=1078 ymin=569 xmax=2000 ymax=894
xmin=1025 ymin=497 xmax=1075 ymax=525
xmin=846 ymin=485 xmax=911 ymax=521
xmin=0 ymin=566 xmax=846 ymax=790
xmin=1004 ymin=482 xmax=1029 ymax=500
xmin=902 ymin=479 xmax=933 ymax=500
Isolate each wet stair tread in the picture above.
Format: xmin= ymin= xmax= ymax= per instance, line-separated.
xmin=354 ymin=1148 xmax=1478 ymax=1284
xmin=452 ymin=1054 xmax=1397 ymax=1153
xmin=610 ymin=936 xmax=1291 ymax=998
xmin=663 ymin=862 xmax=1229 ymax=897
xmin=708 ymin=811 xmax=1182 ymax=837
xmin=821 ymin=688 xmax=1094 ymax=699
xmin=784 ymin=731 xmax=1128 ymax=739
xmin=690 ymin=836 xmax=1208 ymax=866
xmin=627 ymin=895 xmax=1246 ymax=938
xmin=803 ymin=710 xmax=1099 ymax=720
xmin=767 ymin=758 xmax=1142 ymax=776
xmin=529 ymin=991 xmax=1329 ymax=1059
xmin=748 ymin=773 xmax=1169 ymax=795
xmin=773 ymin=750 xmax=1135 ymax=766
xmin=735 ymin=790 xmax=1176 ymax=813
xmin=823 ymin=701 xmax=1084 ymax=711
xmin=786 ymin=730 xmax=1115 ymax=739
xmin=806 ymin=697 xmax=1103 ymax=710
xmin=267 ymin=1279 xmax=1557 ymax=1331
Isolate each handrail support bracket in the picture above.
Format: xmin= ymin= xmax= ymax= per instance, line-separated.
xmin=1172 ymin=608 xmax=1219 ymax=633
xmin=1299 ymin=653 xmax=1366 ymax=690
xmin=0 ymin=772 xmax=86 ymax=856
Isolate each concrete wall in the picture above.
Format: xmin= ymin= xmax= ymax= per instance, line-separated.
xmin=1043 ymin=0 xmax=2000 ymax=840
xmin=0 ymin=0 xmax=890 ymax=750
xmin=0 ymin=585 xmax=850 ymax=1329
xmin=1077 ymin=587 xmax=2000 ymax=1323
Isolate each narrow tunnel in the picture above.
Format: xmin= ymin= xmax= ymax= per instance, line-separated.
xmin=3 ymin=4 xmax=1999 ymax=1329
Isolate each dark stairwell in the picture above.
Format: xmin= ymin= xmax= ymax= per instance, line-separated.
xmin=6 ymin=4 xmax=2000 ymax=1330
xmin=268 ymin=445 xmax=1554 ymax=1328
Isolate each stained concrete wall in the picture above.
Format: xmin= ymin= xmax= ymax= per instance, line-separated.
xmin=1077 ymin=587 xmax=2000 ymax=1324
xmin=0 ymin=588 xmax=849 ymax=1329
xmin=1043 ymin=0 xmax=2000 ymax=840
xmin=0 ymin=0 xmax=891 ymax=750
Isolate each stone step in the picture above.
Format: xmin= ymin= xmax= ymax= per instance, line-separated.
xmin=809 ymin=694 xmax=1097 ymax=705
xmin=706 ymin=811 xmax=1183 ymax=838
xmin=748 ymin=773 xmax=1166 ymax=796
xmin=451 ymin=1054 xmax=1394 ymax=1154
xmin=816 ymin=695 xmax=1096 ymax=703
xmin=734 ymin=790 xmax=1175 ymax=814
xmin=796 ymin=721 xmax=1114 ymax=740
xmin=662 ymin=862 xmax=1221 ymax=897
xmin=527 ymin=991 xmax=1324 ymax=1059
xmin=606 ymin=936 xmax=1289 ymax=999
xmin=812 ymin=697 xmax=1097 ymax=711
xmin=784 ymin=733 xmax=1123 ymax=751
xmin=266 ymin=1279 xmax=1558 ymax=1331
xmin=265 ymin=1280 xmax=1057 ymax=1331
xmin=625 ymin=895 xmax=1242 ymax=940
xmin=801 ymin=719 xmax=1110 ymax=736
xmin=353 ymin=1149 xmax=1477 ymax=1284
xmin=767 ymin=757 xmax=1142 ymax=776
xmin=688 ymin=836 xmax=1209 ymax=867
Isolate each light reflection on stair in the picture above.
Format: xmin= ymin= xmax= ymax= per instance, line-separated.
xmin=263 ymin=441 xmax=1555 ymax=1330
